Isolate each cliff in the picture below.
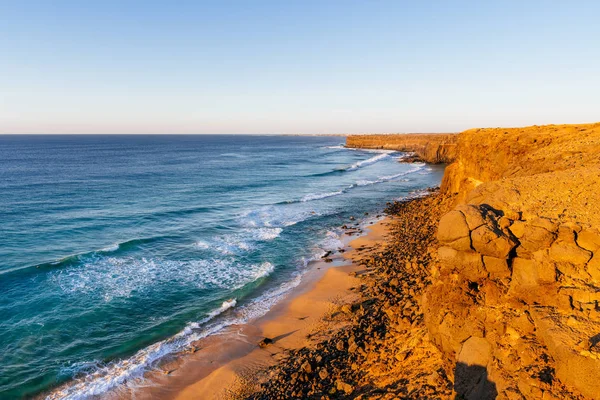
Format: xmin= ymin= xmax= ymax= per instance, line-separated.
xmin=346 ymin=133 xmax=458 ymax=164
xmin=427 ymin=122 xmax=600 ymax=399
xmin=248 ymin=123 xmax=600 ymax=399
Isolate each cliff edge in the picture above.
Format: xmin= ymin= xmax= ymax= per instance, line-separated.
xmin=346 ymin=133 xmax=458 ymax=164
xmin=427 ymin=122 xmax=600 ymax=399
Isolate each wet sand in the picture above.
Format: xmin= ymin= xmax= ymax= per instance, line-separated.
xmin=128 ymin=220 xmax=390 ymax=399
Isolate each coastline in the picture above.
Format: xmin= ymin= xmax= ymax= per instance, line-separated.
xmin=151 ymin=122 xmax=600 ymax=400
xmin=31 ymin=140 xmax=439 ymax=400
xmin=125 ymin=218 xmax=391 ymax=399
xmin=245 ymin=191 xmax=456 ymax=399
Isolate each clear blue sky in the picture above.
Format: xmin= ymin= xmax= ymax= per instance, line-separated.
xmin=1 ymin=0 xmax=599 ymax=134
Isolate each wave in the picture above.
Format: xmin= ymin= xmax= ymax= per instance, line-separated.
xmin=252 ymin=227 xmax=283 ymax=241
xmin=49 ymin=256 xmax=276 ymax=302
xmin=300 ymin=190 xmax=344 ymax=202
xmin=349 ymin=164 xmax=425 ymax=187
xmin=99 ymin=243 xmax=119 ymax=252
xmin=322 ymin=145 xmax=398 ymax=155
xmin=45 ymin=223 xmax=358 ymax=399
xmin=205 ymin=298 xmax=237 ymax=320
xmin=307 ymin=169 xmax=346 ymax=178
xmin=318 ymin=230 xmax=345 ymax=254
xmin=0 ymin=237 xmax=162 ymax=277
xmin=308 ymin=149 xmax=399 ymax=177
xmin=239 ymin=206 xmax=326 ymax=229
xmin=194 ymin=227 xmax=283 ymax=257
xmin=47 ymin=305 xmax=240 ymax=399
xmin=346 ymin=153 xmax=389 ymax=171
xmin=276 ymin=164 xmax=427 ymax=206
xmin=47 ymin=266 xmax=298 ymax=400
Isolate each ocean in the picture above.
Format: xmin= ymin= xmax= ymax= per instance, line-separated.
xmin=0 ymin=135 xmax=444 ymax=398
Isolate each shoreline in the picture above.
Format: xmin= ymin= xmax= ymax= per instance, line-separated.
xmin=34 ymin=144 xmax=434 ymax=400
xmin=245 ymin=192 xmax=456 ymax=399
xmin=122 ymin=218 xmax=391 ymax=399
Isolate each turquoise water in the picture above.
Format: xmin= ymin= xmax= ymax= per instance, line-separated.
xmin=0 ymin=135 xmax=444 ymax=398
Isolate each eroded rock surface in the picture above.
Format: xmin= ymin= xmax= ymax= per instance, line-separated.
xmin=426 ymin=122 xmax=600 ymax=399
xmin=346 ymin=133 xmax=457 ymax=163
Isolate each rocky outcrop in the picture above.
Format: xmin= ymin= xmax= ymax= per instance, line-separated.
xmin=345 ymin=133 xmax=457 ymax=163
xmin=441 ymin=123 xmax=600 ymax=202
xmin=426 ymin=122 xmax=600 ymax=399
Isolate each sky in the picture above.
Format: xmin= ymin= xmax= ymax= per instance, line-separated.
xmin=0 ymin=0 xmax=599 ymax=134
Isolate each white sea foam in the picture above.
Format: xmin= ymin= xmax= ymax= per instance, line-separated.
xmin=252 ymin=227 xmax=283 ymax=240
xmin=300 ymin=190 xmax=344 ymax=202
xmin=47 ymin=224 xmax=357 ymax=399
xmin=323 ymin=145 xmax=397 ymax=155
xmin=47 ymin=267 xmax=300 ymax=400
xmin=195 ymin=240 xmax=210 ymax=249
xmin=49 ymin=257 xmax=275 ymax=302
xmin=239 ymin=206 xmax=323 ymax=229
xmin=207 ymin=298 xmax=237 ymax=319
xmin=46 ymin=318 xmax=234 ymax=399
xmin=100 ymin=243 xmax=119 ymax=252
xmin=319 ymin=230 xmax=345 ymax=253
xmin=216 ymin=235 xmax=253 ymax=254
xmin=350 ymin=164 xmax=425 ymax=187
xmin=196 ymin=235 xmax=254 ymax=255
xmin=195 ymin=227 xmax=282 ymax=256
xmin=346 ymin=153 xmax=389 ymax=171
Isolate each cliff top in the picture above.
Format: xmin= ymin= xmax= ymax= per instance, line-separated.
xmin=445 ymin=121 xmax=600 ymax=226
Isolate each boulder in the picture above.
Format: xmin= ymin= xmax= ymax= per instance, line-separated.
xmin=534 ymin=314 xmax=600 ymax=399
xmin=457 ymin=251 xmax=487 ymax=280
xmin=511 ymin=257 xmax=556 ymax=288
xmin=483 ymin=256 xmax=511 ymax=279
xmin=471 ymin=224 xmax=517 ymax=259
xmin=335 ymin=380 xmax=353 ymax=394
xmin=438 ymin=246 xmax=487 ymax=280
xmin=438 ymin=210 xmax=472 ymax=251
xmin=318 ymin=368 xmax=329 ymax=380
xmin=529 ymin=217 xmax=559 ymax=232
xmin=509 ymin=221 xmax=526 ymax=238
xmin=455 ymin=204 xmax=487 ymax=230
xmin=258 ymin=338 xmax=273 ymax=348
xmin=549 ymin=241 xmax=592 ymax=266
xmin=518 ymin=225 xmax=556 ymax=254
xmin=586 ymin=255 xmax=600 ymax=282
xmin=458 ymin=336 xmax=491 ymax=368
xmin=301 ymin=361 xmax=312 ymax=373
xmin=577 ymin=228 xmax=600 ymax=252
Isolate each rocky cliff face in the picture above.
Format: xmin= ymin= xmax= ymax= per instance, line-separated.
xmin=441 ymin=123 xmax=600 ymax=202
xmin=426 ymin=122 xmax=600 ymax=399
xmin=346 ymin=133 xmax=457 ymax=163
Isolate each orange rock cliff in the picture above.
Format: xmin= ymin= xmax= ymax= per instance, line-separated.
xmin=361 ymin=123 xmax=600 ymax=399
xmin=427 ymin=122 xmax=600 ymax=399
xmin=345 ymin=133 xmax=458 ymax=163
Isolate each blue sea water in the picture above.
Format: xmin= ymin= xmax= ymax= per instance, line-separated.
xmin=0 ymin=135 xmax=444 ymax=399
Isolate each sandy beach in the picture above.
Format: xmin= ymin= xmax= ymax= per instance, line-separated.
xmin=125 ymin=219 xmax=390 ymax=400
